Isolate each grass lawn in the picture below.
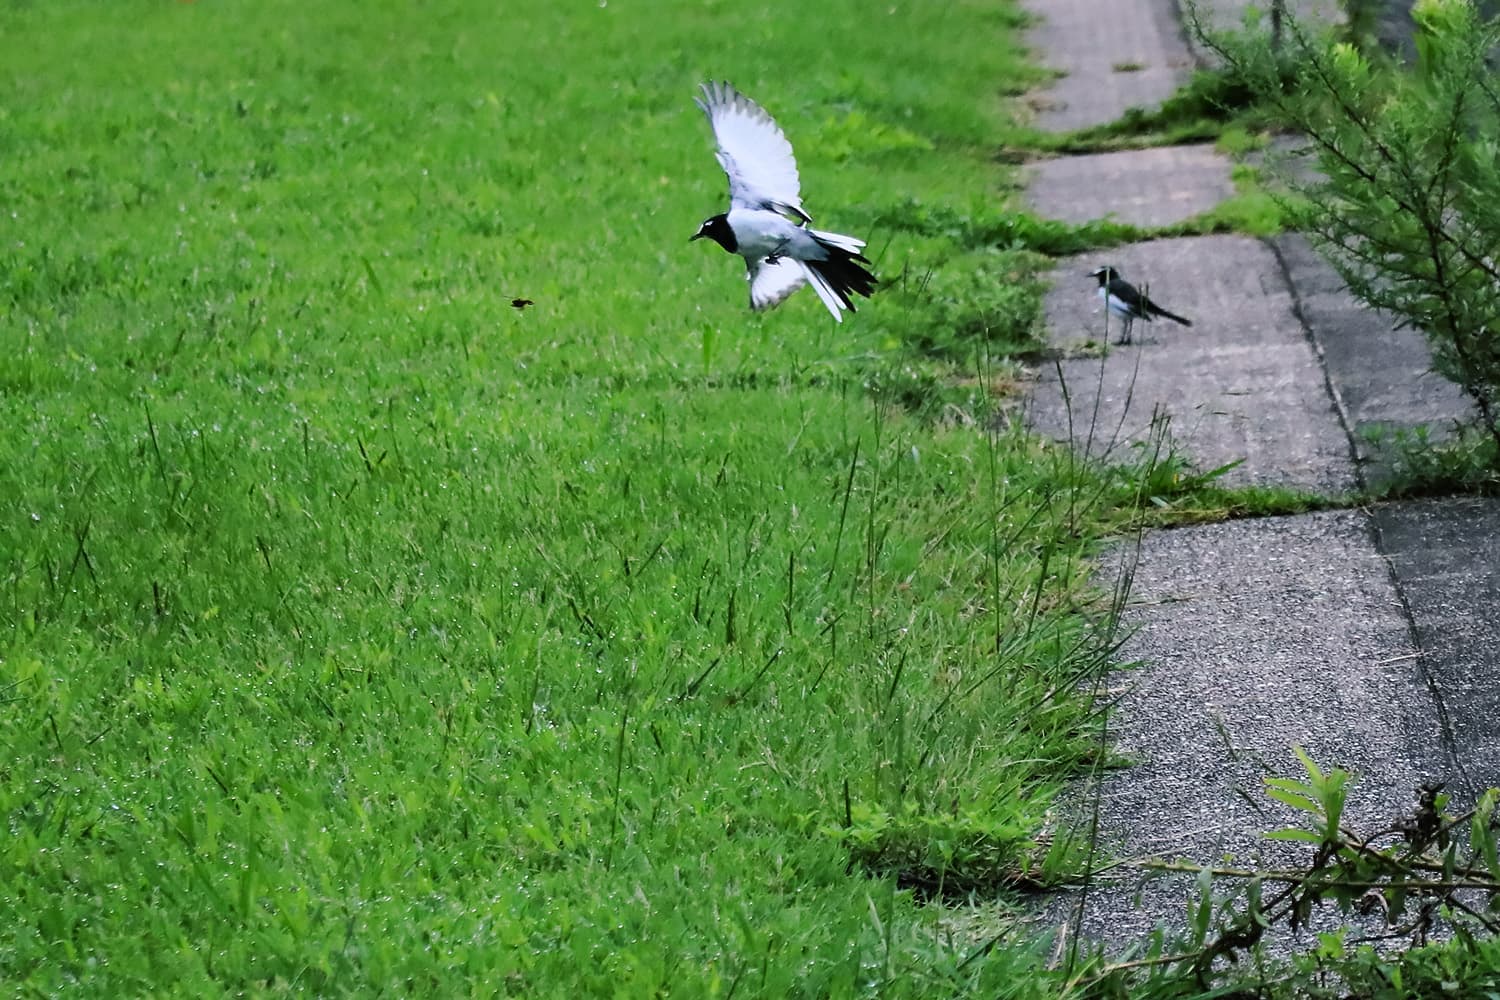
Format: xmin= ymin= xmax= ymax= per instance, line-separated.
xmin=1 ymin=1 xmax=1134 ymax=993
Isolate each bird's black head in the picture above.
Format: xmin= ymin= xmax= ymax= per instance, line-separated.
xmin=691 ymin=214 xmax=737 ymax=254
xmin=1088 ymin=265 xmax=1119 ymax=287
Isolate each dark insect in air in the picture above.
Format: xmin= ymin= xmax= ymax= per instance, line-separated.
xmin=511 ymin=298 xmax=534 ymax=310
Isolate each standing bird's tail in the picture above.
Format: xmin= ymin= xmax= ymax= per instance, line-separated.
xmin=799 ymin=229 xmax=877 ymax=323
xmin=1147 ymin=301 xmax=1192 ymax=326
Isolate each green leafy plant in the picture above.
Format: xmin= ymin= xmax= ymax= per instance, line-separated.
xmin=1366 ymin=423 xmax=1500 ymax=497
xmin=1193 ymin=0 xmax=1500 ymax=462
xmin=1070 ymin=752 xmax=1500 ymax=996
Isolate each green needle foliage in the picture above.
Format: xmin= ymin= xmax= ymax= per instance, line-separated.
xmin=1195 ymin=0 xmax=1500 ymax=460
xmin=0 ymin=1 xmax=1136 ymax=994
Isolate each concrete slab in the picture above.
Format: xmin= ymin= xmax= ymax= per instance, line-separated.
xmin=1183 ymin=0 xmax=1344 ymax=40
xmin=1373 ymin=497 xmax=1500 ymax=796
xmin=1026 ymin=145 xmax=1234 ymax=227
xmin=1180 ymin=0 xmax=1345 ymax=71
xmin=1021 ymin=0 xmax=1194 ymax=132
xmin=1049 ymin=511 xmax=1452 ymax=947
xmin=1014 ymin=0 xmax=1498 ymax=963
xmin=1270 ymin=234 xmax=1475 ymax=485
xmin=1026 ymin=236 xmax=1358 ymax=494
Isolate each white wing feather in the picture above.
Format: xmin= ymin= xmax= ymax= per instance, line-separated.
xmin=696 ymin=81 xmax=810 ymax=223
xmin=746 ymin=257 xmax=807 ymax=312
xmin=798 ymin=261 xmax=848 ymax=323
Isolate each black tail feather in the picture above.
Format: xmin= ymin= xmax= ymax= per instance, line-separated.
xmin=1148 ymin=302 xmax=1192 ymax=326
xmin=807 ymin=241 xmax=877 ymax=312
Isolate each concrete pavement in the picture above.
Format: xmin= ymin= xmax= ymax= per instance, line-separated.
xmin=1374 ymin=499 xmax=1500 ymax=796
xmin=1017 ymin=0 xmax=1500 ymax=953
xmin=1020 ymin=0 xmax=1192 ymax=131
xmin=1270 ymin=234 xmax=1475 ymax=486
xmin=1025 ymin=145 xmax=1234 ymax=227
xmin=1052 ymin=511 xmax=1452 ymax=947
xmin=1027 ymin=235 xmax=1358 ymax=495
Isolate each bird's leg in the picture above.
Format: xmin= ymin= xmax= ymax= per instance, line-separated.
xmin=1117 ymin=316 xmax=1133 ymax=345
xmin=764 ymin=240 xmax=791 ymax=265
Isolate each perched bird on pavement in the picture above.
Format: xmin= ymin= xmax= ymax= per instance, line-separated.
xmin=1088 ymin=265 xmax=1192 ymax=345
xmin=691 ymin=81 xmax=876 ymax=323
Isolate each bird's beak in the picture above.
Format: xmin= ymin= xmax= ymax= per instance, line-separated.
xmin=690 ymin=232 xmax=705 ymax=242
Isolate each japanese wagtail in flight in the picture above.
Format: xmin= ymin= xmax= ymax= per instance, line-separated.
xmin=691 ymin=82 xmax=876 ymax=322
xmin=1089 ymin=265 xmax=1192 ymax=345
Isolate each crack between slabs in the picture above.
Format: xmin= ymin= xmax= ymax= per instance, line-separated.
xmin=1264 ymin=234 xmax=1368 ymax=491
xmin=1364 ymin=511 xmax=1478 ymax=802
xmin=1266 ymin=235 xmax=1473 ymax=800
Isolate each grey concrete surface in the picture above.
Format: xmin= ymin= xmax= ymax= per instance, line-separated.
xmin=1374 ymin=497 xmax=1500 ymax=796
xmin=1016 ymin=0 xmax=1500 ymax=962
xmin=1190 ymin=0 xmax=1343 ymax=25
xmin=1027 ymin=236 xmax=1358 ymax=493
xmin=1021 ymin=0 xmax=1194 ymax=132
xmin=1047 ymin=511 xmax=1454 ymax=948
xmin=1026 ymin=145 xmax=1234 ymax=227
xmin=1270 ymin=234 xmax=1475 ymax=486
xmin=1182 ymin=0 xmax=1344 ymax=54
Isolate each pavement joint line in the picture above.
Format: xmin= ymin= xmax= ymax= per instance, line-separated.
xmin=1364 ymin=507 xmax=1477 ymax=801
xmin=1018 ymin=0 xmax=1493 ymax=955
xmin=1265 ymin=234 xmax=1370 ymax=491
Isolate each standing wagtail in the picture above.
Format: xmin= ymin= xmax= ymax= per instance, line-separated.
xmin=1089 ymin=265 xmax=1192 ymax=345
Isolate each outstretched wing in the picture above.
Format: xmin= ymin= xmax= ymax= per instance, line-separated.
xmin=696 ymin=81 xmax=811 ymax=223
xmin=799 ymin=261 xmax=850 ymax=323
xmin=746 ymin=256 xmax=807 ymax=311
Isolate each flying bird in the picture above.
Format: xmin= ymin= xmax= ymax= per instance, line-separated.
xmin=1088 ymin=265 xmax=1192 ymax=345
xmin=691 ymin=81 xmax=876 ymax=322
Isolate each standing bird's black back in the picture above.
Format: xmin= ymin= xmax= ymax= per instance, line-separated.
xmin=1088 ymin=265 xmax=1191 ymax=344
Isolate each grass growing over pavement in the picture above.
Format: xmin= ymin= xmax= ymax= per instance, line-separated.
xmin=1364 ymin=424 xmax=1500 ymax=498
xmin=0 ymin=1 xmax=1135 ymax=994
xmin=999 ymin=65 xmax=1273 ymax=156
